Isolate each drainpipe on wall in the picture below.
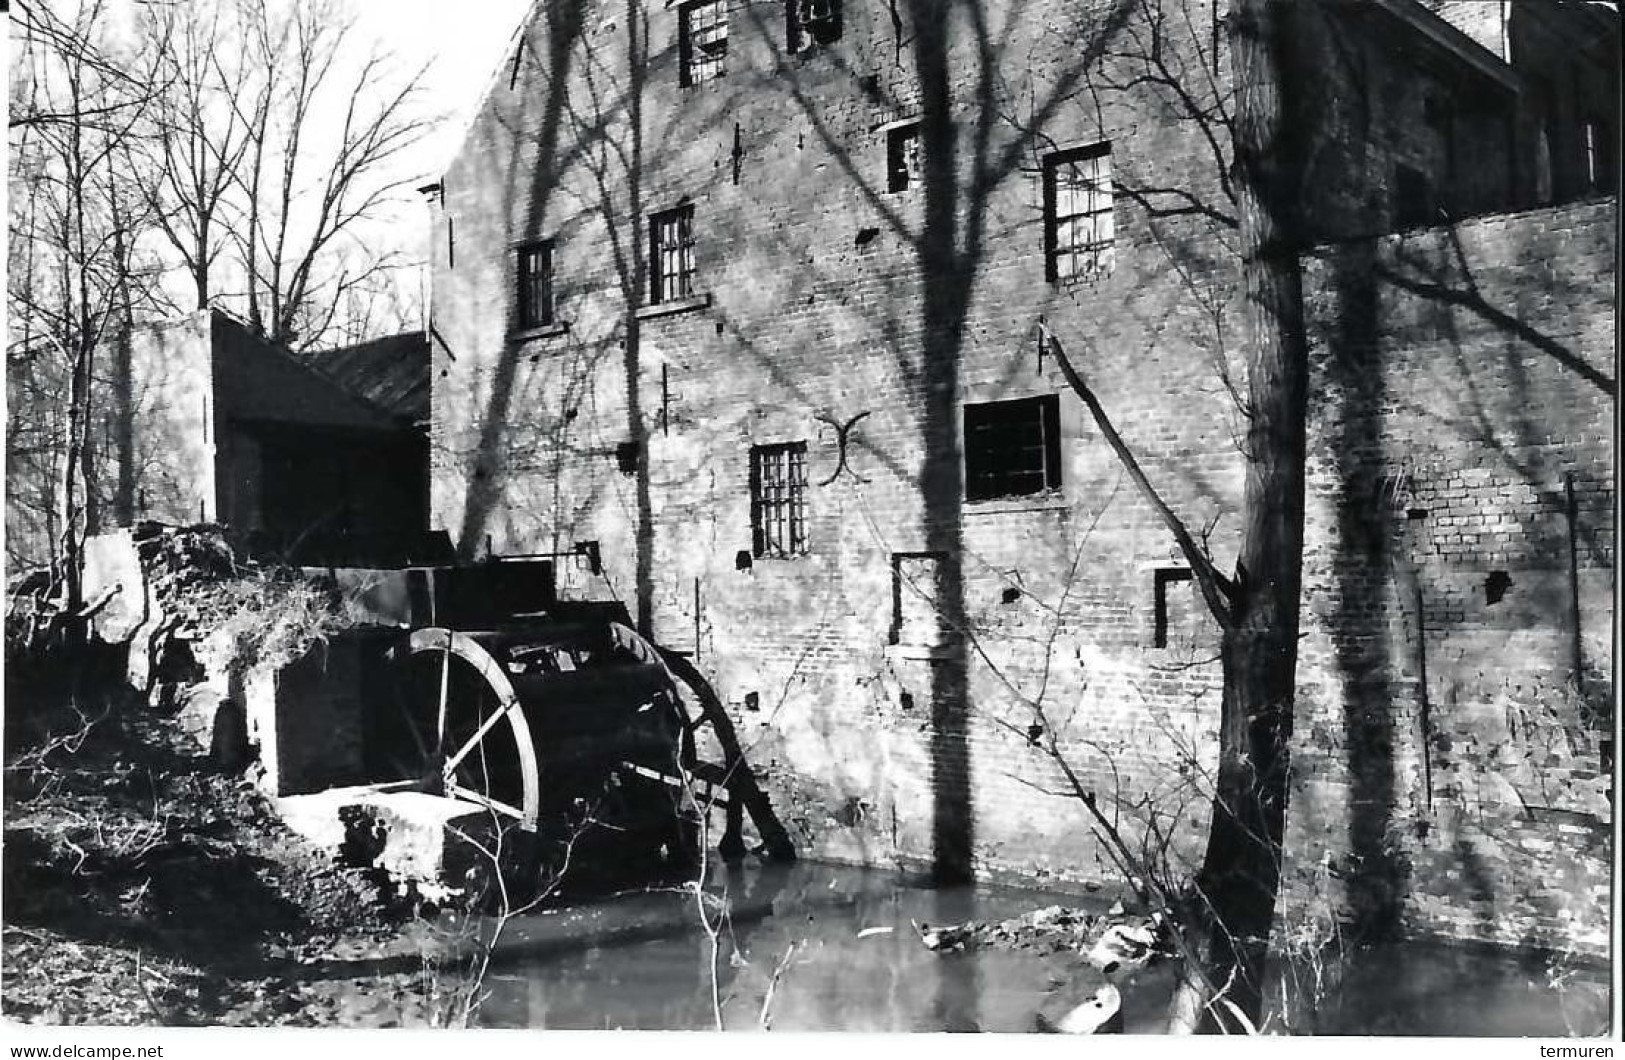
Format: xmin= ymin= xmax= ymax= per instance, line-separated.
xmin=1563 ymin=470 xmax=1585 ymax=687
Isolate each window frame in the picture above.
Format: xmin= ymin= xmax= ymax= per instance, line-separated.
xmin=1152 ymin=567 xmax=1194 ymax=649
xmin=962 ymin=394 xmax=1063 ymax=502
xmin=750 ymin=441 xmax=809 ymax=559
xmin=787 ymin=0 xmax=843 ymax=53
xmin=679 ymin=0 xmax=729 ymax=87
xmin=648 ymin=205 xmax=697 ymax=306
xmin=886 ymin=120 xmax=923 ymax=193
xmin=1042 ymin=143 xmax=1115 ymax=283
xmin=515 ymin=239 xmax=554 ymax=331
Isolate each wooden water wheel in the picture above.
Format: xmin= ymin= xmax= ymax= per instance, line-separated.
xmin=368 ymin=626 xmax=542 ymax=831
xmin=359 ymin=618 xmax=793 ymax=880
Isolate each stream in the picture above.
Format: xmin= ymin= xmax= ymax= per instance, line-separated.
xmin=462 ymin=862 xmax=1610 ymax=1034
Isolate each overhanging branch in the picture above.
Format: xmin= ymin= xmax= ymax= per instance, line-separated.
xmin=1037 ymin=320 xmax=1235 ymax=629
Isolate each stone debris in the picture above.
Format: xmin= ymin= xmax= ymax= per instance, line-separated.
xmin=909 ymin=902 xmax=1170 ymax=964
xmin=1085 ymin=920 xmax=1159 ymax=975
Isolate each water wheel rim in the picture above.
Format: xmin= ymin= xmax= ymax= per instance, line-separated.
xmin=405 ymin=626 xmax=542 ymax=832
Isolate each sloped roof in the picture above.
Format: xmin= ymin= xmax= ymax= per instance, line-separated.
xmin=304 ymin=331 xmax=431 ymax=426
xmin=210 ymin=312 xmax=400 ymax=432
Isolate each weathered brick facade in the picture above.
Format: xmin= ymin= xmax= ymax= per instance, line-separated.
xmin=426 ymin=0 xmax=1614 ymax=954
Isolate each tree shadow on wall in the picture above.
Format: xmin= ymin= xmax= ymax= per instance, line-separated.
xmin=1311 ymin=204 xmax=1616 ymax=946
xmin=736 ymin=0 xmax=1140 ymax=885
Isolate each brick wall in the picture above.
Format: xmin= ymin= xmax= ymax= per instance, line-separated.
xmin=1291 ymin=199 xmax=1615 ymax=954
xmin=428 ymin=0 xmax=1614 ymax=952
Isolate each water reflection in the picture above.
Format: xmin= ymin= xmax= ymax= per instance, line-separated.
xmin=470 ymin=861 xmax=1609 ymax=1035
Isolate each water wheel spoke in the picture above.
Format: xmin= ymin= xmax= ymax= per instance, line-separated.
xmin=354 ymin=778 xmax=420 ymax=794
xmin=434 ymin=645 xmax=451 ymax=754
xmin=444 ymin=779 xmax=526 ymax=822
xmin=442 ymin=701 xmax=517 ymax=776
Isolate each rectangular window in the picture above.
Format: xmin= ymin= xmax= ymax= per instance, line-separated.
xmin=680 ymin=0 xmax=728 ymax=86
xmin=887 ymin=121 xmax=923 ymax=193
xmin=649 ymin=205 xmax=696 ymax=305
xmin=750 ymin=442 xmax=808 ymax=558
xmin=788 ymin=0 xmax=843 ymax=52
xmin=1044 ymin=144 xmax=1114 ymax=282
xmin=1394 ymin=163 xmax=1433 ymax=228
xmin=516 ymin=240 xmax=553 ymax=329
xmin=1153 ymin=568 xmax=1194 ymax=648
xmin=963 ymin=394 xmax=1062 ymax=501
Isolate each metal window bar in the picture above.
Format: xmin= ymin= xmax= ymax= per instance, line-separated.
xmin=649 ymin=206 xmax=695 ymax=304
xmin=751 ymin=443 xmax=808 ymax=557
xmin=1047 ymin=148 xmax=1114 ymax=281
xmin=517 ymin=242 xmax=552 ymax=328
xmin=964 ymin=396 xmax=1060 ymax=500
xmin=682 ymin=0 xmax=728 ymax=85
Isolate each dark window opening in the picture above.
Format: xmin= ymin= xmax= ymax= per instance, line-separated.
xmin=649 ymin=205 xmax=696 ymax=305
xmin=963 ymin=394 xmax=1062 ymax=501
xmin=679 ymin=0 xmax=728 ymax=86
xmin=1425 ymin=94 xmax=1456 ymax=209
xmin=516 ymin=240 xmax=553 ymax=329
xmin=750 ymin=442 xmax=808 ymax=558
xmin=1153 ymin=567 xmax=1194 ymax=648
xmin=788 ymin=0 xmax=842 ymax=51
xmin=1394 ymin=163 xmax=1434 ymax=228
xmin=447 ymin=217 xmax=455 ymax=270
xmin=886 ymin=121 xmax=922 ymax=193
xmin=1043 ymin=143 xmax=1114 ymax=282
xmin=1485 ymin=569 xmax=1512 ymax=605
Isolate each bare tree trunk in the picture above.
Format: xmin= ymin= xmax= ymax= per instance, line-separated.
xmin=1167 ymin=0 xmax=1309 ymax=1032
xmin=110 ymin=197 xmax=138 ymax=527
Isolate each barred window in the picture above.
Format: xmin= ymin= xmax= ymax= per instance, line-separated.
xmin=516 ymin=240 xmax=553 ymax=329
xmin=649 ymin=205 xmax=696 ymax=305
xmin=750 ymin=442 xmax=808 ymax=558
xmin=680 ymin=0 xmax=728 ymax=86
xmin=963 ymin=395 xmax=1061 ymax=501
xmin=1044 ymin=144 xmax=1114 ymax=282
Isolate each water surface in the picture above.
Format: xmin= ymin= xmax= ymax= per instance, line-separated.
xmin=471 ymin=861 xmax=1610 ymax=1035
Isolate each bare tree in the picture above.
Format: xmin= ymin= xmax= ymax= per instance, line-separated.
xmin=137 ymin=0 xmax=257 ymax=310
xmin=7 ymin=0 xmax=167 ymax=623
xmin=1030 ymin=0 xmax=1310 ymax=1031
xmin=224 ymin=0 xmax=438 ymax=349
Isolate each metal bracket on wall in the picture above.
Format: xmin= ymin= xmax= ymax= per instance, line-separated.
xmin=814 ymin=409 xmax=871 ymax=485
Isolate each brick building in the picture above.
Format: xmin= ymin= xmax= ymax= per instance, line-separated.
xmin=425 ymin=0 xmax=1615 ymax=954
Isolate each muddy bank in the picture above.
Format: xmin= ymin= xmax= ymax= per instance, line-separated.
xmin=0 ymin=680 xmax=479 ymax=1026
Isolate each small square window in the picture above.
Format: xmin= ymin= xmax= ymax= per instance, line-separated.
xmin=516 ymin=241 xmax=553 ymax=329
xmin=963 ymin=395 xmax=1061 ymax=501
xmin=887 ymin=121 xmax=923 ymax=193
xmin=750 ymin=442 xmax=808 ymax=558
xmin=680 ymin=0 xmax=728 ymax=86
xmin=1043 ymin=144 xmax=1114 ymax=282
xmin=788 ymin=0 xmax=842 ymax=52
xmin=649 ymin=205 xmax=696 ymax=305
